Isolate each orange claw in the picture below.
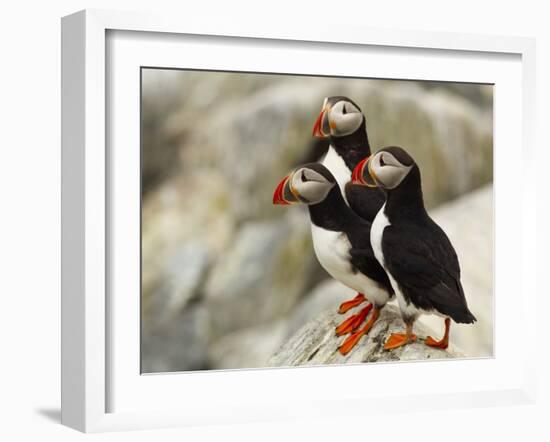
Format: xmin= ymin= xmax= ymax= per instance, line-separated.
xmin=335 ymin=304 xmax=373 ymax=336
xmin=338 ymin=293 xmax=366 ymax=314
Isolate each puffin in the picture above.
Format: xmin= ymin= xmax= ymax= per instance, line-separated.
xmin=273 ymin=163 xmax=394 ymax=355
xmin=351 ymin=146 xmax=477 ymax=350
xmin=312 ymin=96 xmax=385 ymax=221
xmin=311 ymin=97 xmax=386 ymax=328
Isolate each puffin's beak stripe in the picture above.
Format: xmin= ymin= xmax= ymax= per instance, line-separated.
xmin=351 ymin=156 xmax=378 ymax=188
xmin=312 ymin=105 xmax=331 ymax=138
xmin=273 ymin=173 xmax=304 ymax=205
xmin=351 ymin=160 xmax=362 ymax=184
xmin=288 ymin=176 xmax=302 ymax=202
xmin=322 ymin=105 xmax=332 ymax=135
xmin=312 ymin=110 xmax=324 ymax=137
xmin=351 ymin=157 xmax=369 ymax=185
xmin=366 ymin=157 xmax=380 ymax=188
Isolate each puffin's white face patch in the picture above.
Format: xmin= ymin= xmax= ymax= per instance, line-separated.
xmin=370 ymin=151 xmax=413 ymax=189
xmin=291 ymin=167 xmax=333 ymax=204
xmin=329 ymin=100 xmax=362 ymax=137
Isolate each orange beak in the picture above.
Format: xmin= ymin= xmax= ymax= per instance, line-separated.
xmin=273 ymin=175 xmax=291 ymax=205
xmin=312 ymin=109 xmax=326 ymax=137
xmin=351 ymin=157 xmax=369 ymax=185
xmin=351 ymin=156 xmax=378 ymax=188
xmin=313 ymin=101 xmax=334 ymax=139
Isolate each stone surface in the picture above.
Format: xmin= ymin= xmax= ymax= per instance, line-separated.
xmin=208 ymin=320 xmax=288 ymax=370
xmin=141 ymin=172 xmax=236 ymax=328
xmin=142 ymin=240 xmax=209 ymax=334
xmin=203 ymin=211 xmax=317 ymax=338
xmin=268 ymin=305 xmax=463 ymax=367
xmin=141 ymin=303 xmax=211 ymax=373
xmin=208 ymin=281 xmax=359 ymax=369
xmin=284 ymin=279 xmax=356 ymax=339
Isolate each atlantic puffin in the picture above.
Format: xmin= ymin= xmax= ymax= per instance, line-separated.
xmin=311 ymin=97 xmax=386 ymax=322
xmin=351 ymin=147 xmax=476 ymax=350
xmin=312 ymin=96 xmax=385 ymax=220
xmin=273 ymin=163 xmax=394 ymax=355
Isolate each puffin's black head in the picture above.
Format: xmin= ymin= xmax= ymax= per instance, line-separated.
xmin=312 ymin=96 xmax=364 ymax=139
xmin=351 ymin=146 xmax=417 ymax=190
xmin=273 ymin=163 xmax=336 ymax=205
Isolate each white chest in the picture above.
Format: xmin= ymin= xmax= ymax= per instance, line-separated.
xmin=321 ymin=146 xmax=350 ymax=203
xmin=370 ymin=203 xmax=389 ymax=268
xmin=310 ymin=223 xmax=391 ymax=306
xmin=311 ymin=223 xmax=352 ymax=278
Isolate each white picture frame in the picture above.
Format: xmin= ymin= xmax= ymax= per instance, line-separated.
xmin=61 ymin=9 xmax=537 ymax=433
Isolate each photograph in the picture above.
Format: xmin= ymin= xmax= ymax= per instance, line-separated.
xmin=140 ymin=68 xmax=493 ymax=373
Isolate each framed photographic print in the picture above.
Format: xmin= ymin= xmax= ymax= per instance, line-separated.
xmin=61 ymin=9 xmax=537 ymax=432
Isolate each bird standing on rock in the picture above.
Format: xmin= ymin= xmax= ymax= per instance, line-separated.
xmin=352 ymin=147 xmax=476 ymax=350
xmin=273 ymin=163 xmax=394 ymax=355
xmin=311 ymin=97 xmax=386 ymax=338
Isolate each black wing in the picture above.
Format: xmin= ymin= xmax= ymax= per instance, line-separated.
xmin=382 ymin=222 xmax=476 ymax=323
xmin=349 ymin=247 xmax=394 ymax=294
xmin=345 ymin=182 xmax=385 ymax=222
xmin=344 ymin=223 xmax=393 ymax=293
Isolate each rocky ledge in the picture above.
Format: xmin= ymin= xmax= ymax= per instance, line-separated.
xmin=268 ymin=304 xmax=463 ymax=367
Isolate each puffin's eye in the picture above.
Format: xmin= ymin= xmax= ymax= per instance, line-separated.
xmin=342 ymin=104 xmax=347 ymax=115
xmin=380 ymin=155 xmax=386 ymax=167
xmin=301 ymin=170 xmax=309 ymax=182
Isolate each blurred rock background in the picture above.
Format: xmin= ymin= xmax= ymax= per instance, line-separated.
xmin=141 ymin=69 xmax=493 ymax=373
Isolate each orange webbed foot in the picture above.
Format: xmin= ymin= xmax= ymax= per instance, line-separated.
xmin=339 ymin=329 xmax=365 ymax=355
xmin=335 ymin=304 xmax=372 ymax=336
xmin=338 ymin=293 xmax=366 ymax=314
xmin=425 ymin=336 xmax=449 ymax=349
xmin=424 ymin=318 xmax=450 ymax=349
xmin=383 ymin=332 xmax=417 ymax=350
xmin=338 ymin=308 xmax=380 ymax=355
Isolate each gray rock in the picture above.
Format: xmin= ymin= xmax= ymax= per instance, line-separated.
xmin=142 ymin=240 xmax=209 ymax=334
xmin=141 ymin=172 xmax=237 ymax=332
xmin=285 ymin=279 xmax=356 ymax=339
xmin=207 ymin=280 xmax=357 ymax=369
xmin=141 ymin=70 xmax=186 ymax=193
xmin=208 ymin=320 xmax=288 ymax=370
xmin=204 ymin=212 xmax=317 ymax=338
xmin=141 ymin=304 xmax=210 ymax=373
xmin=268 ymin=305 xmax=462 ymax=367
